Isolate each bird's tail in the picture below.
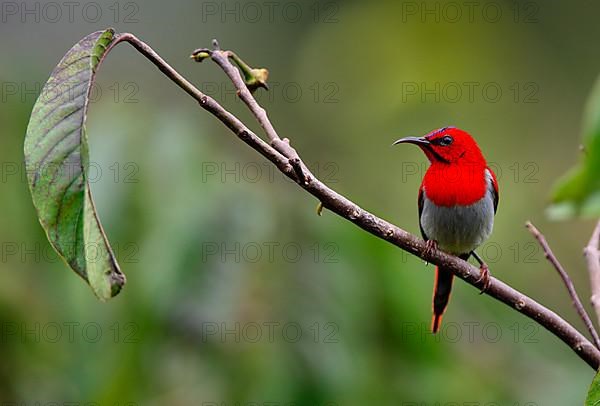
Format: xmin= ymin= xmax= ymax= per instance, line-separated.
xmin=431 ymin=266 xmax=454 ymax=334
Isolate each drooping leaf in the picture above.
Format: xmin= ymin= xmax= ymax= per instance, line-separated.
xmin=549 ymin=74 xmax=600 ymax=219
xmin=586 ymin=371 xmax=600 ymax=406
xmin=24 ymin=28 xmax=125 ymax=300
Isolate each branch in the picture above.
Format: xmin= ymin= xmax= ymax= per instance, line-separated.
xmin=192 ymin=42 xmax=311 ymax=185
xmin=109 ymin=33 xmax=299 ymax=180
xmin=112 ymin=33 xmax=600 ymax=370
xmin=526 ymin=221 xmax=600 ymax=350
xmin=586 ymin=221 xmax=600 ymax=327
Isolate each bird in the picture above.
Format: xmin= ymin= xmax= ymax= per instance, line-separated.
xmin=394 ymin=127 xmax=498 ymax=333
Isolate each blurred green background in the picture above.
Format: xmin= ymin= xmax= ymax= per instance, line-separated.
xmin=1 ymin=0 xmax=600 ymax=404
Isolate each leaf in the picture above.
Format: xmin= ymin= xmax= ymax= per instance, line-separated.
xmin=586 ymin=371 xmax=600 ymax=406
xmin=24 ymin=28 xmax=126 ymax=300
xmin=549 ymin=74 xmax=600 ymax=219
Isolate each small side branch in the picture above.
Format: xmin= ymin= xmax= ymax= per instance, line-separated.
xmin=585 ymin=221 xmax=600 ymax=327
xmin=191 ymin=43 xmax=311 ymax=185
xmin=526 ymin=221 xmax=600 ymax=349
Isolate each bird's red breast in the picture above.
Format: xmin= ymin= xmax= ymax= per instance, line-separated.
xmin=422 ymin=164 xmax=489 ymax=207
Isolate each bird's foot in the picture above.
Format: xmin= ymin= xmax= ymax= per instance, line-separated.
xmin=423 ymin=240 xmax=438 ymax=263
xmin=475 ymin=264 xmax=491 ymax=294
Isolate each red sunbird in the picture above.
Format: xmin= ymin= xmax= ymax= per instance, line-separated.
xmin=395 ymin=127 xmax=499 ymax=333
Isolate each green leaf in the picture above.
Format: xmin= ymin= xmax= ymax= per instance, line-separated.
xmin=586 ymin=371 xmax=600 ymax=406
xmin=24 ymin=28 xmax=125 ymax=300
xmin=549 ymin=74 xmax=600 ymax=219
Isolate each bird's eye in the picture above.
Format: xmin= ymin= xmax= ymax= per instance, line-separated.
xmin=439 ymin=136 xmax=453 ymax=146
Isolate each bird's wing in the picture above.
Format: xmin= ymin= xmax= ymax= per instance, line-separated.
xmin=418 ymin=187 xmax=429 ymax=240
xmin=486 ymin=167 xmax=499 ymax=214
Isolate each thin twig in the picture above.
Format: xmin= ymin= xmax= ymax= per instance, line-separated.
xmin=206 ymin=45 xmax=311 ymax=185
xmin=526 ymin=221 xmax=600 ymax=349
xmin=191 ymin=45 xmax=310 ymax=185
xmin=102 ymin=33 xmax=600 ymax=370
xmin=585 ymin=221 xmax=600 ymax=327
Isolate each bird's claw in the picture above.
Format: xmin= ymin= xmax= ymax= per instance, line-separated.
xmin=423 ymin=240 xmax=438 ymax=263
xmin=475 ymin=264 xmax=491 ymax=294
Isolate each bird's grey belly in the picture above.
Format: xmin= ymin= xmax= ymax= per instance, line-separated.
xmin=420 ymin=192 xmax=494 ymax=255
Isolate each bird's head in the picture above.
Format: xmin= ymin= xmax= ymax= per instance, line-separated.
xmin=394 ymin=127 xmax=485 ymax=165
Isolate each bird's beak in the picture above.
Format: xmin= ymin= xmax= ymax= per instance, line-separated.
xmin=392 ymin=136 xmax=430 ymax=146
